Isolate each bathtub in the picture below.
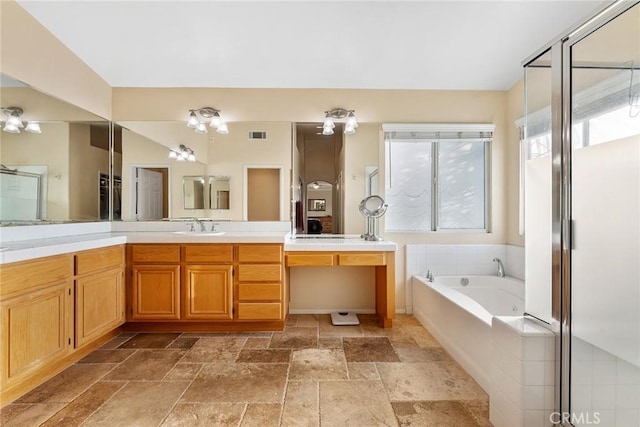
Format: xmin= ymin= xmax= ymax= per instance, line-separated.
xmin=411 ymin=274 xmax=525 ymax=392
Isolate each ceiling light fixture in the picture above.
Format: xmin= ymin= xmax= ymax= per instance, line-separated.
xmin=187 ymin=107 xmax=229 ymax=134
xmin=322 ymin=108 xmax=358 ymax=136
xmin=312 ymin=181 xmax=320 ymax=189
xmin=169 ymin=144 xmax=196 ymax=162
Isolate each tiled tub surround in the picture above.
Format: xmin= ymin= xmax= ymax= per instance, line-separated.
xmin=405 ymin=244 xmax=525 ymax=314
xmin=490 ymin=317 xmax=554 ymax=427
xmin=0 ymin=315 xmax=492 ymax=427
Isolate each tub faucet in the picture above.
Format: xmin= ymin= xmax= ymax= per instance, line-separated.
xmin=492 ymin=258 xmax=505 ymax=278
xmin=426 ymin=270 xmax=434 ymax=282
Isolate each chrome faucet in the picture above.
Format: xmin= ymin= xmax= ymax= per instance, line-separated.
xmin=190 ymin=218 xmax=205 ymax=232
xmin=493 ymin=258 xmax=505 ymax=278
xmin=426 ymin=270 xmax=434 ymax=282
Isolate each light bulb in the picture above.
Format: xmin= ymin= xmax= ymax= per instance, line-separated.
xmin=210 ymin=111 xmax=223 ymax=128
xmin=168 ymin=150 xmax=178 ymax=159
xmin=323 ymin=115 xmax=335 ymax=129
xmin=7 ymin=116 xmax=23 ymax=128
xmin=195 ymin=122 xmax=208 ymax=134
xmin=216 ymin=122 xmax=229 ymax=134
xmin=344 ymin=124 xmax=356 ymax=135
xmin=176 ymin=153 xmax=186 ymax=162
xmin=25 ymin=121 xmax=41 ymax=133
xmin=346 ymin=111 xmax=358 ymax=128
xmin=322 ymin=125 xmax=334 ymax=136
xmin=312 ymin=181 xmax=320 ymax=189
xmin=187 ymin=111 xmax=199 ymax=128
xmin=3 ymin=123 xmax=20 ymax=133
xmin=187 ymin=153 xmax=196 ymax=162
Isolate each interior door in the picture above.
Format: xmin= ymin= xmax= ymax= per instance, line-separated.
xmin=136 ymin=168 xmax=163 ymax=220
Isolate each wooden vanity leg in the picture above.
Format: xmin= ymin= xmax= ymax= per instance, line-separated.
xmin=375 ymin=252 xmax=395 ymax=328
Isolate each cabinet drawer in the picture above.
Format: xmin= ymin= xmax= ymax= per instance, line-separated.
xmin=239 ymin=283 xmax=282 ymax=301
xmin=285 ymin=253 xmax=335 ymax=267
xmin=1 ymin=254 xmax=73 ymax=298
xmin=337 ymin=253 xmax=385 ymax=266
xmin=76 ymin=245 xmax=123 ymax=275
xmin=238 ymin=245 xmax=282 ymax=263
xmin=237 ymin=303 xmax=282 ymax=320
xmin=184 ymin=245 xmax=233 ymax=263
xmin=131 ymin=245 xmax=181 ymax=263
xmin=237 ymin=265 xmax=282 ymax=282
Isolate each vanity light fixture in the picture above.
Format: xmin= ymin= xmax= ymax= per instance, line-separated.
xmin=186 ymin=107 xmax=229 ymax=134
xmin=322 ymin=108 xmax=358 ymax=136
xmin=1 ymin=107 xmax=42 ymax=134
xmin=169 ymin=144 xmax=196 ymax=162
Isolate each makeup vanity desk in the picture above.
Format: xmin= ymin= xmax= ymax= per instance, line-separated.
xmin=284 ymin=235 xmax=397 ymax=328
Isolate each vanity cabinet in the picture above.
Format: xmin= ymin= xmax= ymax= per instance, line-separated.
xmin=183 ymin=245 xmax=234 ymax=320
xmin=125 ymin=243 xmax=286 ymax=328
xmin=237 ymin=244 xmax=285 ymax=321
xmin=129 ymin=245 xmax=181 ymax=320
xmin=74 ymin=246 xmax=125 ymax=347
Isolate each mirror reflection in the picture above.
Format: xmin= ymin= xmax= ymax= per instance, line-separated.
xmin=209 ymin=176 xmax=230 ymax=210
xmin=0 ymin=73 xmax=111 ymax=224
xmin=183 ymin=176 xmax=205 ymax=210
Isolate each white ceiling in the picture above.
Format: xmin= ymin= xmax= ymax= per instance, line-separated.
xmin=17 ymin=0 xmax=603 ymax=91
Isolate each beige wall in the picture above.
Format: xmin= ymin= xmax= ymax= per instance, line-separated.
xmin=0 ymin=0 xmax=111 ymax=119
xmin=68 ymin=124 xmax=110 ymax=220
xmin=247 ymin=169 xmax=280 ymax=221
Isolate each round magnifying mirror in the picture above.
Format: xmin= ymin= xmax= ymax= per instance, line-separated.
xmin=359 ymin=195 xmax=387 ymax=218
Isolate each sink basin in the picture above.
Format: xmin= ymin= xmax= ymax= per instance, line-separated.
xmin=172 ymin=231 xmax=225 ymax=236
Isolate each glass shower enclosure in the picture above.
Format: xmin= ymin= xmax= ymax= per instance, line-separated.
xmin=523 ymin=1 xmax=640 ymax=425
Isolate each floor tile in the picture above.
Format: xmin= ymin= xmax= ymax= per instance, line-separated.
xmin=236 ymin=349 xmax=292 ymax=363
xmin=181 ymin=363 xmax=288 ymax=403
xmin=160 ymin=402 xmax=245 ymax=426
xmin=270 ymin=327 xmax=318 ymax=349
xmin=343 ymin=337 xmax=400 ymax=362
xmin=180 ymin=337 xmax=246 ymax=363
xmin=318 ymin=315 xmax=363 ymax=338
xmin=241 ymin=403 xmax=282 ymax=426
xmin=98 ymin=333 xmax=136 ymax=349
xmin=395 ymin=347 xmax=447 ymax=363
xmin=168 ymin=337 xmax=199 ymax=349
xmin=78 ymin=348 xmax=136 ymax=364
xmin=295 ymin=314 xmax=320 ymax=327
xmin=318 ymin=337 xmax=343 ymax=348
xmin=244 ymin=337 xmax=272 ymax=349
xmin=17 ymin=364 xmax=114 ymax=403
xmin=83 ymin=381 xmax=189 ymax=426
xmin=1 ymin=403 xmax=65 ymax=427
xmin=289 ymin=348 xmax=348 ymax=381
xmin=282 ymin=381 xmax=318 ymax=427
xmin=165 ymin=363 xmax=203 ymax=380
xmin=377 ymin=362 xmax=487 ymax=401
xmin=118 ymin=332 xmax=181 ymax=348
xmin=0 ymin=404 xmax=31 ymax=425
xmin=103 ymin=349 xmax=185 ymax=381
xmin=461 ymin=399 xmax=493 ymax=427
xmin=347 ymin=362 xmax=380 ymax=380
xmin=319 ymin=380 xmax=398 ymax=426
xmin=39 ymin=382 xmax=124 ymax=426
xmin=392 ymin=400 xmax=482 ymax=427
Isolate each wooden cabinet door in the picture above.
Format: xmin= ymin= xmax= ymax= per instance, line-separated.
xmin=1 ymin=281 xmax=72 ymax=387
xmin=131 ymin=264 xmax=180 ymax=320
xmin=183 ymin=265 xmax=233 ymax=320
xmin=75 ymin=268 xmax=124 ymax=348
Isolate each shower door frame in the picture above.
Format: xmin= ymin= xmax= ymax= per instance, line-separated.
xmin=523 ymin=0 xmax=640 ymax=425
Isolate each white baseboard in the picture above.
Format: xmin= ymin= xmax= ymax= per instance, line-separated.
xmin=288 ymin=309 xmax=376 ymax=315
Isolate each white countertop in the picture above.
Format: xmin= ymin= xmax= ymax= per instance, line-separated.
xmin=0 ymin=232 xmax=397 ymax=264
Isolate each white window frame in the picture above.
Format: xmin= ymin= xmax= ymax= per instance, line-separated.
xmin=382 ymin=123 xmax=494 ymax=233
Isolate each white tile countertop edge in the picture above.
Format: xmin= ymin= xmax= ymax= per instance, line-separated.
xmin=0 ymin=232 xmax=398 ymax=264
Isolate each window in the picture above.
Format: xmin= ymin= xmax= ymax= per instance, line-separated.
xmin=383 ymin=124 xmax=493 ymax=232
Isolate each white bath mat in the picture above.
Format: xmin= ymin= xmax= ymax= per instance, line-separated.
xmin=330 ymin=312 xmax=360 ymax=326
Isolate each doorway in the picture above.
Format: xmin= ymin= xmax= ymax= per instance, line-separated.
xmin=293 ymin=123 xmax=345 ymax=234
xmin=131 ymin=166 xmax=169 ymax=220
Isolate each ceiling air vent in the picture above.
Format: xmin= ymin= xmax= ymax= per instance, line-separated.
xmin=248 ymin=131 xmax=267 ymax=140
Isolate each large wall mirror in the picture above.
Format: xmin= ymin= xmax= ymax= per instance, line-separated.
xmin=0 ymin=73 xmax=112 ymax=224
xmin=115 ymin=121 xmax=291 ymax=221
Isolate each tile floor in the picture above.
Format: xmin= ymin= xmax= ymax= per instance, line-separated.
xmin=1 ymin=315 xmax=492 ymax=426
